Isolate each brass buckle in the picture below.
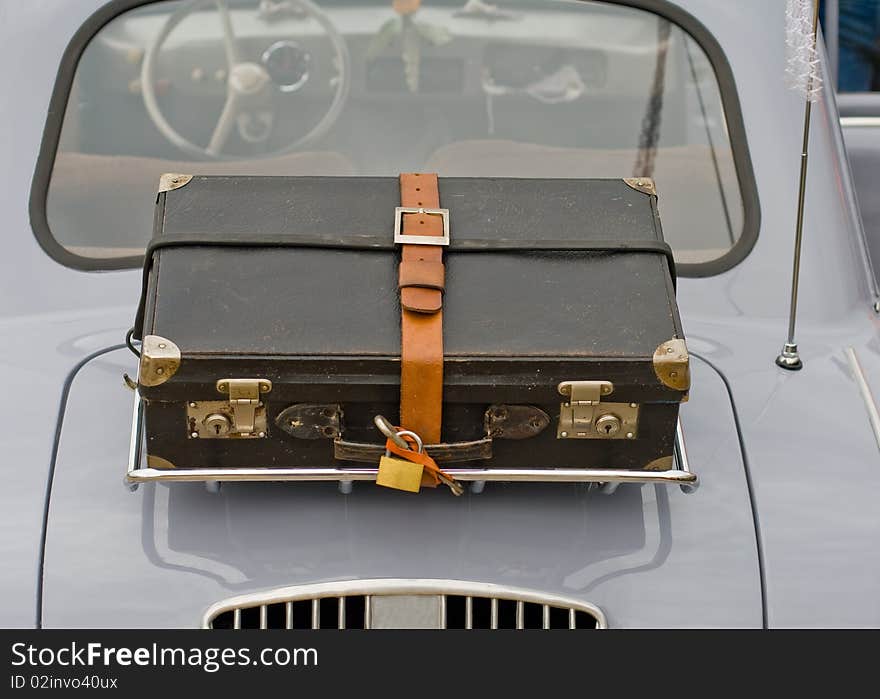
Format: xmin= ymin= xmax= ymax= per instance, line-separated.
xmin=393 ymin=207 xmax=450 ymax=246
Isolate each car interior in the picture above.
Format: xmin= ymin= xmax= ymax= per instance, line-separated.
xmin=45 ymin=0 xmax=745 ymax=265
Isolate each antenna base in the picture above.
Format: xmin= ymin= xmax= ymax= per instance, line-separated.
xmin=776 ymin=343 xmax=803 ymax=371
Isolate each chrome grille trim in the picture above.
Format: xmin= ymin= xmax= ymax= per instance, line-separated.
xmin=204 ymin=579 xmax=606 ymax=629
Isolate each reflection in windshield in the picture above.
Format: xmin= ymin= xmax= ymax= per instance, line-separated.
xmin=47 ymin=0 xmax=744 ymax=265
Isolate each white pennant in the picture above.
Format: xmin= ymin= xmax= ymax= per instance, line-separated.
xmin=785 ymin=0 xmax=822 ymax=102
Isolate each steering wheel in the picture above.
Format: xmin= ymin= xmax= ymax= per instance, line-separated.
xmin=141 ymin=0 xmax=350 ymax=160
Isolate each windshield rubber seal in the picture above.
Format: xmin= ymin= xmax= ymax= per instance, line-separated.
xmin=28 ymin=0 xmax=760 ymax=276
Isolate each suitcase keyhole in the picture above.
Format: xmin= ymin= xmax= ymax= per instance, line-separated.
xmin=203 ymin=413 xmax=232 ymax=437
xmin=595 ymin=414 xmax=621 ymax=437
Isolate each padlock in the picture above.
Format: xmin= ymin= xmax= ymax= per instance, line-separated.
xmin=376 ymin=429 xmax=425 ymax=493
xmin=373 ymin=416 xmax=464 ymax=496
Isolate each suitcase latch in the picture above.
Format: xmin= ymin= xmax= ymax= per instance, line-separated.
xmin=215 ymin=379 xmax=272 ymax=435
xmin=187 ymin=379 xmax=271 ymax=439
xmin=557 ymin=381 xmax=639 ymax=440
xmin=187 ymin=380 xmax=272 ymax=439
xmin=186 ymin=379 xmax=272 ymax=439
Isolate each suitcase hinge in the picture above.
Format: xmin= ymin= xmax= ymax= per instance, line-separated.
xmin=557 ymin=380 xmax=639 ymax=440
xmin=215 ymin=378 xmax=272 ymax=436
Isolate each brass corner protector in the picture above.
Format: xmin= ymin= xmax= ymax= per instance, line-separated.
xmin=644 ymin=455 xmax=674 ymax=472
xmin=653 ymin=338 xmax=690 ymax=392
xmin=147 ymin=454 xmax=177 ymax=470
xmin=158 ymin=173 xmax=193 ymax=193
xmin=139 ymin=335 xmax=181 ymax=387
xmin=623 ymin=177 xmax=658 ymax=197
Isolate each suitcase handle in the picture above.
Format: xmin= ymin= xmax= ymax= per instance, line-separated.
xmin=333 ymin=437 xmax=493 ymax=464
xmin=277 ymin=404 xmax=549 ymax=464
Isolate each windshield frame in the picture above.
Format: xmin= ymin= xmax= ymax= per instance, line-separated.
xmin=29 ymin=0 xmax=760 ymax=276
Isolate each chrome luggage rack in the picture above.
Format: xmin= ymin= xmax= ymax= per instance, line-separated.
xmin=125 ymin=391 xmax=699 ymax=493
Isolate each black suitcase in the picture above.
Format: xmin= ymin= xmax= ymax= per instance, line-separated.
xmin=132 ymin=174 xmax=688 ymax=483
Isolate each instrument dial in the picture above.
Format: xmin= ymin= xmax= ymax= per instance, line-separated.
xmin=261 ymin=40 xmax=312 ymax=93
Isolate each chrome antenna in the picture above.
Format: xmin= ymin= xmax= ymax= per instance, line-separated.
xmin=777 ymin=0 xmax=821 ymax=371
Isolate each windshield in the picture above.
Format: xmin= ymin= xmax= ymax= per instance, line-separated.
xmin=41 ymin=0 xmax=750 ymax=269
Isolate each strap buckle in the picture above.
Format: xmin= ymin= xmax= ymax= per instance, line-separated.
xmin=394 ymin=207 xmax=450 ymax=246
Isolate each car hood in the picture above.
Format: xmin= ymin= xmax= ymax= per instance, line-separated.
xmin=42 ymin=347 xmax=761 ymax=628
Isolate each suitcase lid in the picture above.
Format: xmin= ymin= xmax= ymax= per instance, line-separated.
xmin=138 ymin=175 xmax=686 ymax=403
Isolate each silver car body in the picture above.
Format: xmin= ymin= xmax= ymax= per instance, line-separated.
xmin=1 ymin=0 xmax=878 ymax=628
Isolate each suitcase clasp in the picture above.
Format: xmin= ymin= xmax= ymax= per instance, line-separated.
xmin=215 ymin=378 xmax=272 ymax=436
xmin=557 ymin=380 xmax=639 ymax=440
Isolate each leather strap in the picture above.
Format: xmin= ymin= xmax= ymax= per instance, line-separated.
xmin=134 ymin=234 xmax=676 ymax=340
xmin=135 ymin=233 xmax=676 ymax=341
xmin=398 ymin=173 xmax=444 ymax=444
xmin=141 ymin=232 xmax=675 ymax=258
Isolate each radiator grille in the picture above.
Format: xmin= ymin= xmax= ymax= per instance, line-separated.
xmin=204 ymin=580 xmax=605 ymax=629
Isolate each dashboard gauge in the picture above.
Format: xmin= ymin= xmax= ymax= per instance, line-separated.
xmin=261 ymin=40 xmax=312 ymax=93
xmin=484 ymin=44 xmax=566 ymax=88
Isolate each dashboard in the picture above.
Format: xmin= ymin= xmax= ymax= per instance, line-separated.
xmin=72 ymin=1 xmax=684 ymax=163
